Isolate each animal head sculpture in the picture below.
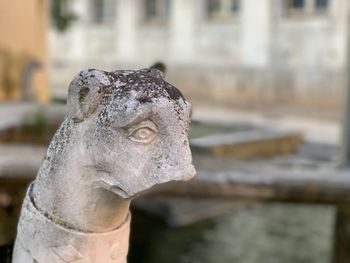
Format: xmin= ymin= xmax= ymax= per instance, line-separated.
xmin=13 ymin=68 xmax=196 ymax=262
xmin=64 ymin=68 xmax=195 ymax=198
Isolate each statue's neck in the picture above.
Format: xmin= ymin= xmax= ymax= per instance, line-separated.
xmin=32 ymin=121 xmax=131 ymax=233
xmin=32 ymin=173 xmax=131 ymax=233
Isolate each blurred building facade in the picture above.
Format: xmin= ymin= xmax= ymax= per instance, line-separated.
xmin=0 ymin=0 xmax=49 ymax=102
xmin=50 ymin=0 xmax=349 ymax=109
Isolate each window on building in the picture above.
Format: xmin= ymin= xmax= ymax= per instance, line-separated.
xmin=146 ymin=0 xmax=157 ymax=18
xmin=315 ymin=0 xmax=329 ymax=9
xmin=207 ymin=0 xmax=221 ymax=14
xmin=91 ymin=0 xmax=116 ymax=24
xmin=231 ymin=0 xmax=240 ymax=12
xmin=206 ymin=0 xmax=240 ymax=19
xmin=290 ymin=0 xmax=305 ymax=8
xmin=285 ymin=0 xmax=329 ymax=15
xmin=144 ymin=0 xmax=170 ymax=22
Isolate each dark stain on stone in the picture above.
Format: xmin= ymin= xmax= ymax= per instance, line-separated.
xmin=163 ymin=84 xmax=184 ymax=101
xmin=78 ymin=87 xmax=89 ymax=102
xmin=110 ymin=68 xmax=185 ymax=102
xmin=136 ymin=96 xmax=153 ymax=104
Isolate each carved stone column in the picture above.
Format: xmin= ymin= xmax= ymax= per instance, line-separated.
xmin=12 ymin=68 xmax=195 ymax=262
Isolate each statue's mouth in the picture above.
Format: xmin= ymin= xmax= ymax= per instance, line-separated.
xmin=109 ymin=185 xmax=131 ymax=198
xmin=97 ymin=180 xmax=131 ymax=199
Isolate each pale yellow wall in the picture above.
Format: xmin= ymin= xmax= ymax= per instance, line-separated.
xmin=0 ymin=0 xmax=49 ymax=102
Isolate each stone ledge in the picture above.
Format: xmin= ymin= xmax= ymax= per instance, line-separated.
xmin=191 ymin=130 xmax=303 ymax=159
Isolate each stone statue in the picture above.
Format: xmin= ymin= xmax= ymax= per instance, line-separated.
xmin=12 ymin=68 xmax=195 ymax=262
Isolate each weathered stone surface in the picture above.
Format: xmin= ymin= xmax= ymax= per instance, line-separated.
xmin=12 ymin=68 xmax=195 ymax=262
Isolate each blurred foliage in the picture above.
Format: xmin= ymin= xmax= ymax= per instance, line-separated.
xmin=0 ymin=109 xmax=56 ymax=145
xmin=51 ymin=0 xmax=77 ymax=32
xmin=0 ymin=50 xmax=33 ymax=100
xmin=0 ymin=50 xmax=16 ymax=99
xmin=21 ymin=109 xmax=47 ymax=139
xmin=51 ymin=96 xmax=67 ymax=104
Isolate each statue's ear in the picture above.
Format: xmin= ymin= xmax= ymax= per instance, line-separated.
xmin=67 ymin=69 xmax=112 ymax=122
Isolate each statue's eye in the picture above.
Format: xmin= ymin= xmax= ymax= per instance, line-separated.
xmin=128 ymin=121 xmax=158 ymax=144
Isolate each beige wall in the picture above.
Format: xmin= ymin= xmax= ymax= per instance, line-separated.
xmin=50 ymin=0 xmax=350 ymax=110
xmin=0 ymin=0 xmax=49 ymax=102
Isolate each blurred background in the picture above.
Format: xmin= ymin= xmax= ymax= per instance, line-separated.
xmin=0 ymin=0 xmax=349 ymax=262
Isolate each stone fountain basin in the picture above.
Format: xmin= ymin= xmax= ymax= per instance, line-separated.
xmin=0 ymin=102 xmax=311 ymax=243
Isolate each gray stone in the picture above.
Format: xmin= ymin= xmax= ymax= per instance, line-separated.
xmin=12 ymin=68 xmax=195 ymax=262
